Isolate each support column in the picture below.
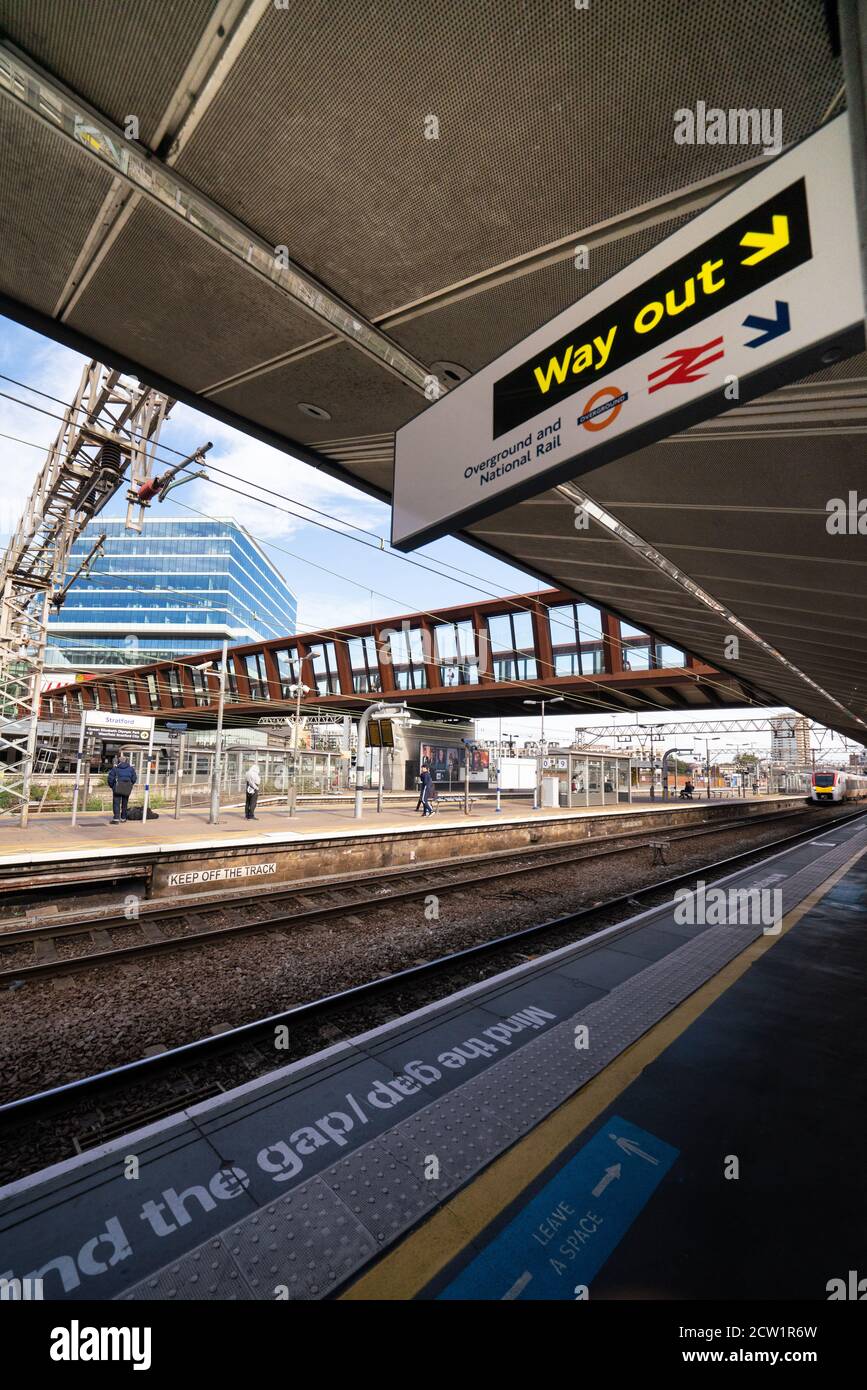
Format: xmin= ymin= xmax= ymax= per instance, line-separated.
xmin=472 ymin=608 xmax=492 ymax=682
xmin=601 ymin=611 xmax=623 ymax=674
xmin=334 ymin=638 xmax=353 ymax=698
xmin=71 ymin=714 xmax=86 ymax=827
xmin=530 ymin=597 xmax=554 ymax=682
xmin=373 ymin=626 xmax=394 ymax=696
xmin=261 ymin=649 xmax=281 ymax=704
xmin=419 ymin=618 xmax=438 ymax=692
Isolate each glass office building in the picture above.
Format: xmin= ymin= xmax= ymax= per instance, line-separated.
xmin=47 ymin=518 xmax=296 ymax=669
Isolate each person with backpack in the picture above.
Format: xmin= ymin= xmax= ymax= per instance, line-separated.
xmin=107 ymin=753 xmax=138 ymax=823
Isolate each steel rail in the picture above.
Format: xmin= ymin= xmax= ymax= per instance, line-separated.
xmin=0 ymin=805 xmax=823 ymax=979
xmin=1 ymin=807 xmax=863 ymax=1126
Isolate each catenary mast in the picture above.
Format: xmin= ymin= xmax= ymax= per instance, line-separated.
xmin=0 ymin=360 xmax=173 ymax=825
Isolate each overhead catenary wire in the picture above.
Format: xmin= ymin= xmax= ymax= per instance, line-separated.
xmin=0 ymin=377 xmax=717 ymax=685
xmin=48 ymin=566 xmax=740 ymax=732
xmin=0 ymin=377 xmax=685 ymax=676
xmin=46 ymin=467 xmax=682 ymax=718
xmin=1 ymin=373 xmax=762 ymax=718
xmin=46 ymin=471 xmax=755 ymax=722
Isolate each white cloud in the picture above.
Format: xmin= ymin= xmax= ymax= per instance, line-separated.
xmin=0 ymin=336 xmax=388 ymax=557
xmin=170 ymin=403 xmax=388 ymax=544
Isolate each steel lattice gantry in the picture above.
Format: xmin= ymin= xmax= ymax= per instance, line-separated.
xmin=0 ymin=360 xmax=172 ymax=823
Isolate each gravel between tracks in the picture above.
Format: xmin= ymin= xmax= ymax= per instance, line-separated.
xmin=0 ymin=806 xmax=844 ymax=1184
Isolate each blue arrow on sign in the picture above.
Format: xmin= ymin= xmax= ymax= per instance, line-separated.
xmin=743 ymin=299 xmax=790 ymax=348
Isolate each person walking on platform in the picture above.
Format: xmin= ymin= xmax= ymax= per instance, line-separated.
xmin=419 ymin=765 xmax=434 ymax=817
xmin=107 ymin=753 xmax=137 ymax=824
xmin=245 ymin=759 xmax=261 ymax=820
xmin=415 ymin=762 xmax=430 ymax=813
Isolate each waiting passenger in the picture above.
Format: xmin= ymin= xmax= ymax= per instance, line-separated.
xmin=107 ymin=754 xmax=137 ymax=824
xmin=415 ymin=764 xmax=429 ymax=813
xmin=245 ymin=760 xmax=261 ymax=820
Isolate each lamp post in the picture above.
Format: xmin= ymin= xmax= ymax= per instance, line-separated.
xmin=704 ymin=736 xmax=720 ymax=800
xmin=207 ymin=640 xmax=228 ymax=825
xmin=354 ymin=701 xmax=407 ymax=819
xmin=523 ymin=696 xmax=564 ymax=750
xmin=661 ymin=747 xmax=692 ymax=800
xmin=287 ymin=681 xmax=310 ymax=814
xmin=638 ymin=723 xmax=661 ymax=799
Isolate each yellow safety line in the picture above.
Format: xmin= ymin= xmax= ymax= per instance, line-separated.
xmin=341 ymin=841 xmax=867 ymax=1300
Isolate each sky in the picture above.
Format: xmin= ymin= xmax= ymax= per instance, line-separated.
xmin=0 ymin=314 xmax=856 ymax=763
xmin=0 ymin=317 xmax=535 ymax=621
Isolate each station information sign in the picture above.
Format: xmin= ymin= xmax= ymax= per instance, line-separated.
xmin=392 ymin=114 xmax=865 ymax=550
xmin=82 ymin=709 xmax=154 ymax=742
xmin=368 ymin=718 xmax=394 ymax=748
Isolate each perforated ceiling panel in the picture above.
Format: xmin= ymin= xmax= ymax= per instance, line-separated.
xmin=0 ymin=0 xmax=216 ymax=145
xmin=390 ymin=214 xmax=697 ymax=375
xmin=465 ymin=435 xmax=867 ymax=739
xmin=212 ymin=342 xmax=422 ymax=468
xmin=67 ymin=199 xmax=320 ymax=393
xmin=175 ymin=0 xmax=842 ymax=318
xmin=794 ymin=350 xmax=867 ymax=386
xmin=0 ymin=100 xmax=114 ymax=315
xmin=580 ymin=429 xmax=867 ymax=725
xmin=199 ymin=213 xmax=700 ymax=481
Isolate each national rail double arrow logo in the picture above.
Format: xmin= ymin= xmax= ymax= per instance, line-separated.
xmin=647 ymin=337 xmax=725 ymax=393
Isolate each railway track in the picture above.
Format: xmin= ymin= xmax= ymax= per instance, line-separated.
xmin=1 ymin=806 xmax=864 ymax=1154
xmin=0 ymin=802 xmax=834 ymax=984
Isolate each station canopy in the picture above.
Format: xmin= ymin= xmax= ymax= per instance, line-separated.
xmin=0 ymin=0 xmax=865 ymax=742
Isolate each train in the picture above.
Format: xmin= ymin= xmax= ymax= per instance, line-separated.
xmin=810 ymin=770 xmax=867 ymax=803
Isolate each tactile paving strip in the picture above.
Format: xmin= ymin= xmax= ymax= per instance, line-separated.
xmin=217 ymin=1177 xmax=377 ymax=1302
xmin=384 ymin=1089 xmax=514 ymax=1197
xmin=117 ymin=1237 xmax=251 ymax=1302
xmin=120 ymin=829 xmax=866 ymax=1300
xmin=323 ymin=1138 xmax=433 ymax=1244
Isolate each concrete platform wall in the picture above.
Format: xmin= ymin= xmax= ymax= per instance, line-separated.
xmin=0 ymin=798 xmax=805 ymax=909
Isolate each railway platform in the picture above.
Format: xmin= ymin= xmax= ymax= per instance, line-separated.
xmin=1 ymin=813 xmax=864 ymax=1301
xmin=0 ymin=794 xmax=804 ymax=915
xmin=0 ymin=790 xmax=791 ymax=857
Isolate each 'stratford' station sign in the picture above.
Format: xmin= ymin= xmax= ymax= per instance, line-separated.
xmin=392 ymin=114 xmax=865 ymax=550
xmin=82 ymin=709 xmax=154 ymax=742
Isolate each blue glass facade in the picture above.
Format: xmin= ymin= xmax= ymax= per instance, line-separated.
xmin=48 ymin=518 xmax=297 ymax=668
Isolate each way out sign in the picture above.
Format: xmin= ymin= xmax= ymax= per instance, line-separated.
xmin=392 ymin=114 xmax=865 ymax=550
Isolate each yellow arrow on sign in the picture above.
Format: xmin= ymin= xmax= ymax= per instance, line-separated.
xmin=740 ymin=214 xmax=790 ymax=265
